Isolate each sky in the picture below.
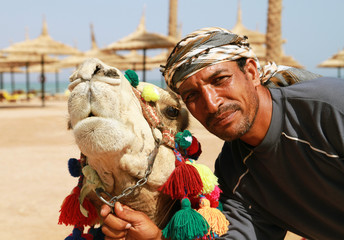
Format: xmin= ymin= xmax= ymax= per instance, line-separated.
xmin=1 ymin=0 xmax=344 ymax=89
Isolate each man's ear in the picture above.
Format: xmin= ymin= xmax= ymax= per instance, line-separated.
xmin=245 ymin=58 xmax=260 ymax=87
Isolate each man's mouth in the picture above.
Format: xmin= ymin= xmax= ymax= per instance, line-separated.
xmin=210 ymin=110 xmax=237 ymax=128
xmin=207 ymin=104 xmax=240 ymax=129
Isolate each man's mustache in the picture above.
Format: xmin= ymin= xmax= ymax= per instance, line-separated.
xmin=206 ymin=103 xmax=241 ymax=126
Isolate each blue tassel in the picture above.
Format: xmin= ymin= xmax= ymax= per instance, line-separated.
xmin=68 ymin=158 xmax=81 ymax=177
xmin=65 ymin=226 xmax=94 ymax=240
xmin=65 ymin=227 xmax=84 ymax=240
xmin=88 ymin=226 xmax=105 ymax=240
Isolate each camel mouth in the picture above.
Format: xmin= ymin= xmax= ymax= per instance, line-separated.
xmin=73 ymin=117 xmax=135 ymax=156
xmin=88 ymin=112 xmax=95 ymax=118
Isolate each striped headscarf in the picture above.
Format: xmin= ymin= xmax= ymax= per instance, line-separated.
xmin=161 ymin=27 xmax=259 ymax=93
xmin=161 ymin=27 xmax=321 ymax=93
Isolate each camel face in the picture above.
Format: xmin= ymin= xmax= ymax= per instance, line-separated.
xmin=67 ymin=58 xmax=188 ymax=223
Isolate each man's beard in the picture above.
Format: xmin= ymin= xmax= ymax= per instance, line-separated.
xmin=206 ymin=100 xmax=259 ymax=142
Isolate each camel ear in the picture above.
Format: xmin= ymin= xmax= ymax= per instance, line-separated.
xmin=179 ymin=108 xmax=189 ymax=131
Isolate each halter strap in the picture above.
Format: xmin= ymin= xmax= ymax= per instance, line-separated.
xmin=132 ymin=87 xmax=175 ymax=148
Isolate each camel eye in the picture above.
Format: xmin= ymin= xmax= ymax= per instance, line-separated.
xmin=164 ymin=106 xmax=180 ymax=119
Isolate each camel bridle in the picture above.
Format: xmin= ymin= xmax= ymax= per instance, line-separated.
xmin=95 ymin=86 xmax=176 ymax=209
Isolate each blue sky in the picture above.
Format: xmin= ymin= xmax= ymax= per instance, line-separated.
xmin=1 ymin=0 xmax=344 ymax=87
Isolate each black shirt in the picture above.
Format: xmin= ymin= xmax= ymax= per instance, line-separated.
xmin=215 ymin=77 xmax=344 ymax=240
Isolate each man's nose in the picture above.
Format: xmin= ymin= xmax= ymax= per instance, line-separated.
xmin=202 ymin=86 xmax=222 ymax=113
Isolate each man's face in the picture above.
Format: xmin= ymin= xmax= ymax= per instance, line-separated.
xmin=178 ymin=60 xmax=260 ymax=141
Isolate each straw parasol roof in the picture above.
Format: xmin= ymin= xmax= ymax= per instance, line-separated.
xmin=230 ymin=2 xmax=302 ymax=68
xmin=317 ymin=49 xmax=344 ymax=78
xmin=0 ymin=17 xmax=81 ymax=106
xmin=102 ymin=10 xmax=178 ymax=82
xmin=59 ymin=23 xmax=125 ymax=69
xmin=231 ymin=3 xmax=265 ymax=45
xmin=2 ymin=19 xmax=80 ymax=56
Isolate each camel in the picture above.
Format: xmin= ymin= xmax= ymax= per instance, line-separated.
xmin=63 ymin=58 xmax=189 ymax=230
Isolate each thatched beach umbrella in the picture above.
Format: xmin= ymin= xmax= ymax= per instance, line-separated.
xmin=102 ymin=11 xmax=177 ymax=82
xmin=230 ymin=3 xmax=303 ymax=68
xmin=0 ymin=53 xmax=57 ymax=99
xmin=1 ymin=18 xmax=81 ymax=106
xmin=318 ymin=57 xmax=344 ymax=78
xmin=59 ymin=23 xmax=125 ymax=69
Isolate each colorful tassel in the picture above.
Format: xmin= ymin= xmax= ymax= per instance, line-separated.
xmin=88 ymin=226 xmax=105 ymax=240
xmin=186 ymin=136 xmax=202 ymax=160
xmin=68 ymin=158 xmax=81 ymax=177
xmin=217 ymin=201 xmax=224 ymax=211
xmin=159 ymin=159 xmax=203 ymax=199
xmin=175 ymin=130 xmax=193 ymax=150
xmin=205 ymin=185 xmax=222 ymax=208
xmin=124 ymin=69 xmax=139 ymax=87
xmin=141 ymin=85 xmax=160 ymax=102
xmin=197 ymin=198 xmax=229 ymax=237
xmin=187 ymin=161 xmax=218 ymax=195
xmin=162 ymin=198 xmax=210 ymax=240
xmin=58 ymin=186 xmax=99 ymax=227
xmin=65 ymin=226 xmax=94 ymax=240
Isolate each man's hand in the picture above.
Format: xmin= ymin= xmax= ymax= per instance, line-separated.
xmin=100 ymin=202 xmax=163 ymax=240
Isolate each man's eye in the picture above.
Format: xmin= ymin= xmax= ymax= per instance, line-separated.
xmin=213 ymin=76 xmax=229 ymax=85
xmin=182 ymin=92 xmax=196 ymax=103
xmin=164 ymin=106 xmax=180 ymax=119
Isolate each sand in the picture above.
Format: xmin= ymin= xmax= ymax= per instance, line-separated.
xmin=0 ymin=98 xmax=301 ymax=240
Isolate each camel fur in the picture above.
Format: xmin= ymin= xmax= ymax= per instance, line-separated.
xmin=67 ymin=58 xmax=189 ymax=227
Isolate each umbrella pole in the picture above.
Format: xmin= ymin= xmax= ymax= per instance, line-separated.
xmin=55 ymin=70 xmax=59 ymax=94
xmin=143 ymin=49 xmax=146 ymax=82
xmin=26 ymin=62 xmax=30 ymax=101
xmin=41 ymin=55 xmax=46 ymax=107
xmin=337 ymin=67 xmax=341 ymax=78
xmin=11 ymin=67 xmax=15 ymax=94
xmin=0 ymin=72 xmax=3 ymax=89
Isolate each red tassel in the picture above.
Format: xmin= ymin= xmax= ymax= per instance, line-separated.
xmin=158 ymin=159 xmax=203 ymax=199
xmin=187 ymin=136 xmax=202 ymax=160
xmin=58 ymin=186 xmax=99 ymax=227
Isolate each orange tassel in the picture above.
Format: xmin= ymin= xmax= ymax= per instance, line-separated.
xmin=197 ymin=198 xmax=229 ymax=237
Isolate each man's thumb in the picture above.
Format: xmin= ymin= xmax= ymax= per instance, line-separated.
xmin=114 ymin=202 xmax=138 ymax=225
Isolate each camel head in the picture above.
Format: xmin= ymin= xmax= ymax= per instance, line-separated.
xmin=67 ymin=58 xmax=189 ymax=226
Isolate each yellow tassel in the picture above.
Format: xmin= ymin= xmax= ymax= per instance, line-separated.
xmin=142 ymin=85 xmax=160 ymax=102
xmin=186 ymin=161 xmax=218 ymax=194
xmin=197 ymin=198 xmax=229 ymax=237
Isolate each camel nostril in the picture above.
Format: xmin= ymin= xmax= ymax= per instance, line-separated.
xmin=93 ymin=65 xmax=102 ymax=76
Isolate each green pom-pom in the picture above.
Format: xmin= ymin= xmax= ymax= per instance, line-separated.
xmin=175 ymin=130 xmax=193 ymax=149
xmin=124 ymin=69 xmax=139 ymax=87
xmin=217 ymin=201 xmax=224 ymax=211
xmin=162 ymin=198 xmax=209 ymax=240
xmin=141 ymin=85 xmax=160 ymax=102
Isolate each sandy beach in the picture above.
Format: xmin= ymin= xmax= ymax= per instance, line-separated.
xmin=0 ymin=98 xmax=301 ymax=240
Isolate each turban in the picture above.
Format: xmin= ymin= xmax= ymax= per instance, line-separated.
xmin=161 ymin=27 xmax=321 ymax=93
xmin=161 ymin=27 xmax=260 ymax=93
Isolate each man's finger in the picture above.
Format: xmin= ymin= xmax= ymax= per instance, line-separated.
xmin=102 ymin=224 xmax=127 ymax=239
xmin=102 ymin=212 xmax=131 ymax=230
xmin=113 ymin=202 xmax=142 ymax=225
xmin=100 ymin=204 xmax=112 ymax=217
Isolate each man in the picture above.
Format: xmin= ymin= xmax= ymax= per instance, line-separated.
xmin=101 ymin=27 xmax=344 ymax=240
